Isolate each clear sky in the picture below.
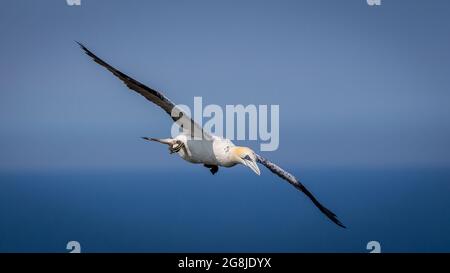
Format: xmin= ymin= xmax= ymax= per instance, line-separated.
xmin=1 ymin=0 xmax=450 ymax=171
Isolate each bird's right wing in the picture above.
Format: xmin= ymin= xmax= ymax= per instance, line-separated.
xmin=256 ymin=154 xmax=345 ymax=228
xmin=77 ymin=42 xmax=210 ymax=140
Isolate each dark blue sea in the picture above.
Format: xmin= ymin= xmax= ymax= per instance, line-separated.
xmin=1 ymin=168 xmax=450 ymax=252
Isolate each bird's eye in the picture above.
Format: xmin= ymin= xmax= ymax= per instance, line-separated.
xmin=243 ymin=155 xmax=252 ymax=161
xmin=224 ymin=146 xmax=230 ymax=152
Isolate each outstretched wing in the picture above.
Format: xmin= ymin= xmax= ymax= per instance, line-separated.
xmin=256 ymin=154 xmax=345 ymax=228
xmin=77 ymin=42 xmax=210 ymax=140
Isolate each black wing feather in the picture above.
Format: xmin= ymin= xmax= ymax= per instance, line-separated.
xmin=77 ymin=42 xmax=209 ymax=139
xmin=256 ymin=154 xmax=346 ymax=228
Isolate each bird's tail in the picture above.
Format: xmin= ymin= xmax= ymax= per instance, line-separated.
xmin=142 ymin=137 xmax=184 ymax=154
xmin=141 ymin=137 xmax=175 ymax=145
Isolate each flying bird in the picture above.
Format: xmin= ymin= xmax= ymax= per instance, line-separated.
xmin=77 ymin=42 xmax=345 ymax=228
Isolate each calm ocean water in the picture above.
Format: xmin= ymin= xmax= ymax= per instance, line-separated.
xmin=1 ymin=168 xmax=449 ymax=252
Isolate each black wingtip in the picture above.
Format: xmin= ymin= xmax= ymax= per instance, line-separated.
xmin=141 ymin=137 xmax=150 ymax=141
xmin=75 ymin=41 xmax=98 ymax=59
xmin=319 ymin=205 xmax=346 ymax=228
xmin=333 ymin=217 xmax=347 ymax=229
xmin=75 ymin=40 xmax=85 ymax=49
xmin=337 ymin=218 xmax=346 ymax=228
xmin=294 ymin=183 xmax=346 ymax=228
xmin=75 ymin=41 xmax=93 ymax=57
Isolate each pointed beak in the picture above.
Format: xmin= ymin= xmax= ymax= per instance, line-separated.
xmin=243 ymin=158 xmax=261 ymax=175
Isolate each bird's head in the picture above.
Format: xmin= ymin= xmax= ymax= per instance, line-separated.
xmin=230 ymin=146 xmax=261 ymax=175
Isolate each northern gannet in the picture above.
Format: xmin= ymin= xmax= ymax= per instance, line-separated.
xmin=77 ymin=42 xmax=345 ymax=228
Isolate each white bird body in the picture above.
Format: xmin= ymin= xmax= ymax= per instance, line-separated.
xmin=174 ymin=134 xmax=236 ymax=167
xmin=78 ymin=42 xmax=345 ymax=228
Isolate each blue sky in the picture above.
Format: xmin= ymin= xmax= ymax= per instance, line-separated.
xmin=1 ymin=0 xmax=450 ymax=171
xmin=1 ymin=0 xmax=450 ymax=254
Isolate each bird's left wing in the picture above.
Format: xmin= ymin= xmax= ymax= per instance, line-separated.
xmin=256 ymin=154 xmax=346 ymax=228
xmin=77 ymin=42 xmax=210 ymax=140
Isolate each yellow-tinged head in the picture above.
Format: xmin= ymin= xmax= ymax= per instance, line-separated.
xmin=230 ymin=146 xmax=261 ymax=175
